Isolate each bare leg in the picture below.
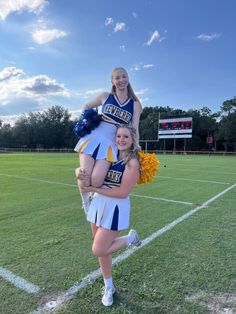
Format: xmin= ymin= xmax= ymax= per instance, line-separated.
xmin=92 ymin=228 xmax=128 ymax=257
xmin=99 ymin=255 xmax=112 ymax=279
xmin=90 ymin=225 xmax=113 ymax=278
xmin=76 ymin=153 xmax=95 ymax=212
xmin=78 ymin=153 xmax=95 ymax=187
xmin=91 ymin=159 xmax=111 ymax=187
xmin=90 ymin=225 xmax=128 ymax=306
xmin=91 ymin=223 xmax=98 ymax=237
xmin=90 ymin=225 xmax=122 ymax=278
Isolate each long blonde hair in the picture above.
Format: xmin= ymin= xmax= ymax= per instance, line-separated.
xmin=111 ymin=67 xmax=140 ymax=102
xmin=116 ymin=125 xmax=141 ymax=164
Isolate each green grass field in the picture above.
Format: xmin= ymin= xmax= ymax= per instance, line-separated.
xmin=0 ymin=153 xmax=236 ymax=314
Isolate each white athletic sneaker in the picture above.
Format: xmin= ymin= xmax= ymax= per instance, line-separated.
xmin=82 ymin=201 xmax=89 ymax=215
xmin=82 ymin=192 xmax=93 ymax=215
xmin=101 ymin=286 xmax=116 ymax=306
xmin=128 ymin=229 xmax=142 ymax=247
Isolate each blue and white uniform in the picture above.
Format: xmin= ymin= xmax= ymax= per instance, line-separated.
xmin=87 ymin=159 xmax=131 ymax=231
xmin=74 ymin=94 xmax=134 ymax=162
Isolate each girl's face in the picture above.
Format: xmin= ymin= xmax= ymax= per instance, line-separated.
xmin=116 ymin=127 xmax=133 ymax=151
xmin=112 ymin=69 xmax=129 ymax=91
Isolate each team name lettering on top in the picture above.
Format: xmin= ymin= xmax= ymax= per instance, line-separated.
xmin=106 ymin=170 xmax=122 ymax=183
xmin=104 ymin=104 xmax=132 ymax=124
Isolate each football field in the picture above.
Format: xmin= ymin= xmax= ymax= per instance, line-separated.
xmin=0 ymin=153 xmax=236 ymax=314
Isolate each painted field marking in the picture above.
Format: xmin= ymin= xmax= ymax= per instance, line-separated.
xmin=130 ymin=193 xmax=193 ymax=205
xmin=31 ymin=183 xmax=236 ymax=314
xmin=0 ymin=267 xmax=40 ymax=294
xmin=173 ymin=162 xmax=235 ymax=170
xmin=0 ymin=173 xmax=192 ymax=205
xmin=0 ymin=173 xmax=76 ymax=187
xmin=156 ymin=175 xmax=230 ymax=185
xmin=159 ymin=166 xmax=236 ymax=175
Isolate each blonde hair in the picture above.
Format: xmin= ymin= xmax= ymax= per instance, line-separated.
xmin=116 ymin=125 xmax=141 ymax=164
xmin=111 ymin=67 xmax=140 ymax=102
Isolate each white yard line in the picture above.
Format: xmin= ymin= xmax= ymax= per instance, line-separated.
xmin=156 ymin=175 xmax=230 ymax=185
xmin=130 ymin=193 xmax=193 ymax=205
xmin=173 ymin=162 xmax=235 ymax=171
xmin=0 ymin=267 xmax=40 ymax=294
xmin=0 ymin=173 xmax=76 ymax=187
xmin=31 ymin=183 xmax=236 ymax=314
xmin=0 ymin=173 xmax=192 ymax=205
xmin=160 ymin=166 xmax=236 ymax=176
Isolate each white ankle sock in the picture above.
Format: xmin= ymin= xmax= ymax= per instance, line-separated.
xmin=80 ymin=192 xmax=89 ymax=206
xmin=104 ymin=277 xmax=113 ymax=288
xmin=121 ymin=234 xmax=132 ymax=245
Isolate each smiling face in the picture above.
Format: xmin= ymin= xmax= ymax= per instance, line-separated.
xmin=111 ymin=68 xmax=129 ymax=91
xmin=116 ymin=127 xmax=133 ymax=152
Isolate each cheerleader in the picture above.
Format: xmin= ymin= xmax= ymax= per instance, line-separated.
xmin=74 ymin=67 xmax=142 ymax=212
xmin=80 ymin=125 xmax=141 ymax=306
xmin=79 ymin=125 xmax=159 ymax=306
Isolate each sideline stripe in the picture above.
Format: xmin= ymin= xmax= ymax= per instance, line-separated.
xmin=0 ymin=267 xmax=40 ymax=294
xmin=164 ymin=170 xmax=236 ymax=177
xmin=130 ymin=193 xmax=193 ymax=205
xmin=173 ymin=162 xmax=235 ymax=170
xmin=156 ymin=175 xmax=230 ymax=185
xmin=31 ymin=183 xmax=236 ymax=314
xmin=0 ymin=173 xmax=191 ymax=205
xmin=0 ymin=173 xmax=76 ymax=187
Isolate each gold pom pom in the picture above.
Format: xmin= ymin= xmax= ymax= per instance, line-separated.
xmin=137 ymin=151 xmax=160 ymax=184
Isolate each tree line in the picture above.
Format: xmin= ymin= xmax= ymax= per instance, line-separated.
xmin=0 ymin=97 xmax=235 ymax=151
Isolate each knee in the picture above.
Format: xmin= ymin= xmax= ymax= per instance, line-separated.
xmin=92 ymin=244 xmax=106 ymax=257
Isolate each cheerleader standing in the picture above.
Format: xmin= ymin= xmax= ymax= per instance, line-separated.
xmin=80 ymin=125 xmax=142 ymax=306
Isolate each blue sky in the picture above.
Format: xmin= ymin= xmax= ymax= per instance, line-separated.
xmin=0 ymin=0 xmax=235 ymax=124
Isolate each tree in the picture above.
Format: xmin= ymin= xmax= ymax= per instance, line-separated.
xmin=216 ymin=112 xmax=236 ymax=151
xmin=40 ymin=106 xmax=72 ymax=148
xmin=0 ymin=123 xmax=16 ymax=147
xmin=12 ymin=106 xmax=74 ymax=148
xmin=221 ymin=97 xmax=236 ymax=115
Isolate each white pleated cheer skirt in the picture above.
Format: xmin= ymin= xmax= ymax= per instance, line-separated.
xmin=74 ymin=121 xmax=118 ymax=162
xmin=87 ymin=190 xmax=130 ymax=231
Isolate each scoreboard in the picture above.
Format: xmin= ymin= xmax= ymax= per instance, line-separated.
xmin=158 ymin=117 xmax=192 ymax=139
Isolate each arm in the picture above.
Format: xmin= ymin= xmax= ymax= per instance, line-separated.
xmin=132 ymin=101 xmax=142 ymax=141
xmin=81 ymin=159 xmax=140 ymax=198
xmin=83 ymin=92 xmax=109 ymax=110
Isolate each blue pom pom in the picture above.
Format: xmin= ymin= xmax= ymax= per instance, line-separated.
xmin=73 ymin=109 xmax=101 ymax=137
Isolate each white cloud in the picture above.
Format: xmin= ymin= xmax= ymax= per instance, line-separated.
xmin=138 ymin=97 xmax=149 ymax=105
xmin=32 ymin=28 xmax=67 ymax=44
xmin=145 ymin=30 xmax=160 ymax=46
xmin=0 ymin=73 xmax=68 ymax=101
xmin=114 ymin=22 xmax=126 ymax=32
xmin=130 ymin=63 xmax=154 ymax=72
xmin=22 ymin=75 xmax=68 ymax=96
xmin=0 ymin=67 xmax=24 ymax=82
xmin=0 ymin=0 xmax=48 ymax=21
xmin=197 ymin=33 xmax=221 ymax=41
xmin=120 ymin=45 xmax=126 ymax=52
xmin=105 ymin=17 xmax=113 ymax=26
xmin=135 ymin=88 xmax=149 ymax=96
xmin=0 ymin=66 xmax=69 ymax=116
xmin=76 ymin=88 xmax=104 ymax=99
xmin=143 ymin=64 xmax=154 ymax=69
xmin=105 ymin=18 xmax=127 ymax=34
xmin=69 ymin=109 xmax=83 ymax=121
xmin=0 ymin=114 xmax=22 ymax=126
xmin=132 ymin=12 xmax=138 ymax=18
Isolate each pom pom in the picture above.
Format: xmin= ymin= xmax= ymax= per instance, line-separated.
xmin=73 ymin=109 xmax=101 ymax=137
xmin=137 ymin=151 xmax=160 ymax=184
